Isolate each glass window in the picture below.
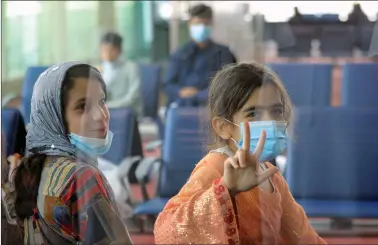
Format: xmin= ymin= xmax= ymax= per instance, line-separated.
xmin=3 ymin=1 xmax=41 ymax=80
xmin=66 ymin=1 xmax=99 ymax=61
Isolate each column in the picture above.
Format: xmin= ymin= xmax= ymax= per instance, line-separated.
xmin=97 ymin=1 xmax=115 ymax=36
xmin=169 ymin=1 xmax=181 ymax=53
xmin=38 ymin=1 xmax=67 ymax=64
xmin=1 ymin=1 xmax=8 ymax=78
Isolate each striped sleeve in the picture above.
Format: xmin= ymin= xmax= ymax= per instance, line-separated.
xmin=60 ymin=165 xmax=131 ymax=244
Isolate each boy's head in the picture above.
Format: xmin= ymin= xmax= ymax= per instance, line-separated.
xmin=100 ymin=32 xmax=123 ymax=62
xmin=188 ymin=4 xmax=213 ymax=43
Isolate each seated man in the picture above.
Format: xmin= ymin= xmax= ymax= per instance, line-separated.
xmin=100 ymin=32 xmax=143 ymax=116
xmin=164 ymin=4 xmax=236 ymax=107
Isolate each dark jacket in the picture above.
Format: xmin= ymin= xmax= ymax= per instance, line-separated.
xmin=163 ymin=40 xmax=236 ymax=107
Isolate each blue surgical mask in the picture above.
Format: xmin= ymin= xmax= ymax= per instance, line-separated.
xmin=230 ymin=121 xmax=287 ymax=162
xmin=69 ymin=130 xmax=114 ymax=156
xmin=190 ymin=24 xmax=212 ymax=43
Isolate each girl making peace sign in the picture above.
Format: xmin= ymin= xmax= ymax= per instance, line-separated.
xmin=154 ymin=63 xmax=326 ymax=244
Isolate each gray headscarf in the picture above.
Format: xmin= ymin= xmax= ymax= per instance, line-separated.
xmin=26 ymin=61 xmax=101 ymax=163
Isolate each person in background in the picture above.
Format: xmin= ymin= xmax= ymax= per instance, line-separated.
xmin=1 ymin=133 xmax=24 ymax=245
xmin=1 ymin=62 xmax=133 ymax=245
xmin=155 ymin=63 xmax=326 ymax=244
xmin=163 ymin=4 xmax=237 ymax=107
xmin=347 ymin=3 xmax=369 ymax=24
xmin=289 ymin=7 xmax=304 ymax=24
xmin=100 ymin=32 xmax=143 ymax=116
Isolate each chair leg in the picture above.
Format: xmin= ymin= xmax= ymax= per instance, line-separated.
xmin=155 ymin=117 xmax=165 ymax=140
xmin=136 ymin=217 xmax=146 ymax=233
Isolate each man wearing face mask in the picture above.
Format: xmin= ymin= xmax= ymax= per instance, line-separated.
xmin=164 ymin=4 xmax=237 ymax=107
xmin=100 ymin=32 xmax=143 ymax=117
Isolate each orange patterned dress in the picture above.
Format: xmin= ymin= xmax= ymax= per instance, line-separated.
xmin=154 ymin=151 xmax=326 ymax=244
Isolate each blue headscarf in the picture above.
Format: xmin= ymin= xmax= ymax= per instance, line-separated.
xmin=26 ymin=61 xmax=103 ymax=165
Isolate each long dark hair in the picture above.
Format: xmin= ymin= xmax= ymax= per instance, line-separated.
xmin=14 ymin=64 xmax=106 ymax=220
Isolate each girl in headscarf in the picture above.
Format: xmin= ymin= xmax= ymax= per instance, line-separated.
xmin=2 ymin=62 xmax=133 ymax=245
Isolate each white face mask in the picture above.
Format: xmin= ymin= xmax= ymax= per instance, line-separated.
xmin=69 ymin=130 xmax=114 ymax=156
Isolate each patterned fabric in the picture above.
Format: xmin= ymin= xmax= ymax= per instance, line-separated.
xmin=2 ymin=156 xmax=132 ymax=245
xmin=154 ymin=151 xmax=326 ymax=245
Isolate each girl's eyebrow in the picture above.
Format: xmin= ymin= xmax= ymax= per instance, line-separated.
xmin=74 ymin=98 xmax=86 ymax=106
xmin=243 ymin=106 xmax=256 ymax=113
xmin=243 ymin=103 xmax=284 ymax=112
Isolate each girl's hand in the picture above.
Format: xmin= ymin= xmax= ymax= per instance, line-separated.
xmin=222 ymin=121 xmax=278 ymax=196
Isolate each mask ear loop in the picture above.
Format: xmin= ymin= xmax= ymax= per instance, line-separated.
xmin=222 ymin=118 xmax=241 ymax=148
xmin=281 ymin=102 xmax=290 ymax=136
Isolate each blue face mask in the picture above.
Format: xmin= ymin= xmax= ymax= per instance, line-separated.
xmin=231 ymin=121 xmax=287 ymax=162
xmin=189 ymin=24 xmax=212 ymax=43
xmin=69 ymin=130 xmax=114 ymax=156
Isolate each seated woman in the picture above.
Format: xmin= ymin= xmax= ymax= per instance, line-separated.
xmin=154 ymin=63 xmax=326 ymax=244
xmin=2 ymin=62 xmax=133 ymax=245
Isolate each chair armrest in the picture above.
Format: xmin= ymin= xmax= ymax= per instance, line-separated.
xmin=135 ymin=157 xmax=161 ymax=201
xmin=117 ymin=156 xmax=142 ymax=205
xmin=2 ymin=94 xmax=19 ymax=108
xmin=276 ymin=155 xmax=287 ymax=176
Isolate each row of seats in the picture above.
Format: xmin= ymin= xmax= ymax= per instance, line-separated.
xmin=287 ymin=107 xmax=378 ymax=218
xmin=19 ymin=62 xmax=378 ymax=128
xmin=132 ymin=106 xmax=378 ymax=230
xmin=265 ymin=23 xmax=377 ymax=57
xmin=268 ymin=63 xmax=378 ymax=108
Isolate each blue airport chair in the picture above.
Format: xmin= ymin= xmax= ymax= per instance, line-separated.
xmin=319 ymin=25 xmax=357 ymax=57
xmin=267 ymin=63 xmax=333 ymax=107
xmin=103 ymin=108 xmax=143 ymax=165
xmin=341 ymin=63 xmax=378 ymax=107
xmin=286 ymin=107 xmax=378 ymax=219
xmin=1 ymin=109 xmax=25 ymax=156
xmin=101 ymin=108 xmax=144 ymax=190
xmin=132 ymin=106 xmax=208 ymax=231
xmin=139 ymin=63 xmax=164 ymax=139
xmin=20 ymin=66 xmax=49 ymax=124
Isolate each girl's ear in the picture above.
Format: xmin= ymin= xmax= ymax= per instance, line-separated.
xmin=212 ymin=117 xmax=233 ymax=140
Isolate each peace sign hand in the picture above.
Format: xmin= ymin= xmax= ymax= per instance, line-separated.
xmin=222 ymin=121 xmax=278 ymax=197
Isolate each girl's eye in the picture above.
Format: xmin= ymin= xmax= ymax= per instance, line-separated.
xmin=248 ymin=110 xmax=261 ymax=119
xmin=99 ymin=99 xmax=106 ymax=106
xmin=272 ymin=108 xmax=284 ymax=117
xmin=77 ymin=103 xmax=86 ymax=111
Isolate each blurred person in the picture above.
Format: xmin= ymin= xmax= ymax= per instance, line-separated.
xmin=289 ymin=7 xmax=304 ymax=24
xmin=100 ymin=32 xmax=143 ymax=116
xmin=347 ymin=3 xmax=369 ymax=24
xmin=1 ymin=62 xmax=133 ymax=245
xmin=163 ymin=4 xmax=237 ymax=107
xmin=1 ymin=133 xmax=24 ymax=244
xmin=155 ymin=63 xmax=326 ymax=244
